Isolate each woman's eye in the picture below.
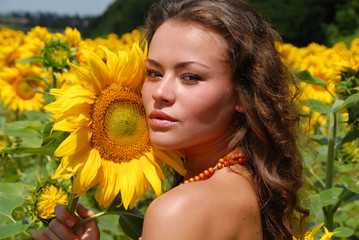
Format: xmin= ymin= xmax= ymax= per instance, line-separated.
xmin=146 ymin=70 xmax=162 ymax=78
xmin=182 ymin=74 xmax=201 ymax=82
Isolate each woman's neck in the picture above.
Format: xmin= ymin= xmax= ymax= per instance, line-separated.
xmin=183 ymin=137 xmax=236 ymax=179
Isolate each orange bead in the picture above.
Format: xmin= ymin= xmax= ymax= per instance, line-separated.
xmin=208 ymin=167 xmax=215 ymax=174
xmin=218 ymin=158 xmax=225 ymax=164
xmin=199 ymin=173 xmax=205 ymax=180
xmin=230 ymin=155 xmax=236 ymax=160
xmin=217 ymin=162 xmax=223 ymax=169
xmin=189 ymin=178 xmax=195 ymax=182
xmin=224 ymin=161 xmax=229 ymax=167
xmin=194 ymin=176 xmax=200 ymax=181
xmin=184 ymin=180 xmax=189 ymax=184
xmin=228 ymin=159 xmax=234 ymax=165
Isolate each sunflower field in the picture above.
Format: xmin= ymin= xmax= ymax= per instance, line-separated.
xmin=0 ymin=26 xmax=358 ymax=240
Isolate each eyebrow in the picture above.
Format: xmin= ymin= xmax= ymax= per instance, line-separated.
xmin=146 ymin=58 xmax=211 ymax=69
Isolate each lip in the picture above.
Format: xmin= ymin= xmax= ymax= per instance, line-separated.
xmin=148 ymin=110 xmax=177 ymax=128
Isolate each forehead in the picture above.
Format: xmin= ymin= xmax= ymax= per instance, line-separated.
xmin=148 ymin=20 xmax=229 ymax=64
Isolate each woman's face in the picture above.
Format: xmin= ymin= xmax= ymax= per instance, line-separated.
xmin=142 ymin=21 xmax=241 ymax=151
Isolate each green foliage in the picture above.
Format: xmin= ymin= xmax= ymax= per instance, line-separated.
xmin=83 ymin=0 xmax=159 ymax=38
xmin=299 ymin=69 xmax=359 ymax=239
xmin=247 ymin=0 xmax=359 ymax=47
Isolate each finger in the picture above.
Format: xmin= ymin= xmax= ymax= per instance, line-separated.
xmin=76 ymin=203 xmax=95 ymax=219
xmin=75 ymin=204 xmax=100 ymax=239
xmin=43 ymin=227 xmax=61 ymax=240
xmin=48 ymin=219 xmax=79 ymax=240
xmin=54 ymin=204 xmax=79 ymax=227
xmin=32 ymin=230 xmax=50 ymax=240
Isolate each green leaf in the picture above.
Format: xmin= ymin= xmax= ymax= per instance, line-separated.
xmin=3 ymin=120 xmax=41 ymax=138
xmin=3 ymin=129 xmax=69 ymax=155
xmin=0 ymin=192 xmax=24 ymax=224
xmin=24 ymin=110 xmax=51 ymax=122
xmin=0 ymin=221 xmax=30 ymax=239
xmin=0 ymin=182 xmax=25 ymax=195
xmin=106 ymin=194 xmax=144 ymax=239
xmin=332 ymin=93 xmax=359 ymax=112
xmin=338 ymin=126 xmax=359 ymax=146
xmin=119 ymin=207 xmax=144 ymax=240
xmin=309 ymin=187 xmax=343 ymax=212
xmin=299 ymin=70 xmax=328 ymax=87
xmin=333 ymin=226 xmax=355 ymax=238
xmin=340 ymin=175 xmax=359 ymax=193
xmin=307 ymin=99 xmax=331 ymax=114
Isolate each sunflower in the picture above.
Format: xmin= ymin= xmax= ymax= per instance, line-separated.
xmin=0 ymin=63 xmax=46 ymax=115
xmin=24 ymin=177 xmax=70 ymax=225
xmin=37 ymin=185 xmax=69 ymax=219
xmin=46 ymin=42 xmax=186 ymax=209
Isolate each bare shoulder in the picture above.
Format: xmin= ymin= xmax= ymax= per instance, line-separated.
xmin=142 ymin=166 xmax=263 ymax=240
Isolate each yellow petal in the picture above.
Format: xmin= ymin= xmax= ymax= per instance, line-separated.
xmin=53 ymin=157 xmax=75 ymax=179
xmin=82 ymin=49 xmax=110 ymax=88
xmin=67 ymin=60 xmax=102 ymax=94
xmin=152 ymin=148 xmax=187 ymax=176
xmin=54 ymin=127 xmax=92 ymax=157
xmin=73 ymin=148 xmax=101 ymax=196
xmin=140 ymin=155 xmax=162 ymax=197
xmin=120 ymin=43 xmax=146 ymax=89
xmin=99 ymin=46 xmax=119 ymax=81
xmin=95 ymin=161 xmax=119 ymax=207
xmin=53 ymin=114 xmax=91 ymax=132
xmin=309 ymin=223 xmax=324 ymax=238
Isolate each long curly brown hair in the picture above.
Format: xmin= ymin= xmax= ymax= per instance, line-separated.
xmin=143 ymin=0 xmax=310 ymax=239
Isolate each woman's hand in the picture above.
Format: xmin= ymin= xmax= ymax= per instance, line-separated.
xmin=32 ymin=203 xmax=100 ymax=240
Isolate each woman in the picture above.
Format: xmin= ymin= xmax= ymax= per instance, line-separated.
xmin=32 ymin=0 xmax=309 ymax=239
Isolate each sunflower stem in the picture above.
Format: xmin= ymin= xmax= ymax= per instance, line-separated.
xmin=67 ymin=193 xmax=79 ymax=215
xmin=71 ymin=211 xmax=108 ymax=232
xmin=52 ymin=70 xmax=57 ymax=89
xmin=21 ymin=231 xmax=32 ymax=239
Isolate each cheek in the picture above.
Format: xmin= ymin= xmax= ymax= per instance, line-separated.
xmin=187 ymin=93 xmax=235 ymax=125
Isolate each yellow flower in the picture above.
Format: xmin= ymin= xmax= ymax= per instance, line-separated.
xmin=46 ymin=42 xmax=186 ymax=209
xmin=293 ymin=223 xmax=338 ymax=240
xmin=0 ymin=63 xmax=46 ymax=115
xmin=37 ymin=185 xmax=69 ymax=219
xmin=331 ymin=48 xmax=359 ymax=72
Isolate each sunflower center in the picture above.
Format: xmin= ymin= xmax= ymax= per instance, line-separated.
xmin=51 ymin=49 xmax=68 ymax=65
xmin=14 ymin=79 xmax=36 ymax=100
xmin=91 ymin=85 xmax=150 ymax=163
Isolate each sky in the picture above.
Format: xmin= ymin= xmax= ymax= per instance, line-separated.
xmin=0 ymin=0 xmax=115 ymax=16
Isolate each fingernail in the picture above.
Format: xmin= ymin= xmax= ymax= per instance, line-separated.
xmin=66 ymin=219 xmax=74 ymax=227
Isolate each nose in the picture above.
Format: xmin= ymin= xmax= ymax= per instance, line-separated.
xmin=151 ymin=75 xmax=176 ymax=105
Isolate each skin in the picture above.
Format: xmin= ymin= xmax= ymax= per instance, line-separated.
xmin=32 ymin=20 xmax=262 ymax=240
xmin=32 ymin=204 xmax=99 ymax=240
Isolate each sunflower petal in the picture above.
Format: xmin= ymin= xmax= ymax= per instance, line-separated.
xmin=54 ymin=127 xmax=92 ymax=157
xmin=140 ymin=155 xmax=162 ymax=197
xmin=152 ymin=148 xmax=187 ymax=176
xmin=67 ymin=59 xmax=102 ymax=94
xmin=82 ymin=49 xmax=110 ymax=88
xmin=73 ymin=148 xmax=101 ymax=196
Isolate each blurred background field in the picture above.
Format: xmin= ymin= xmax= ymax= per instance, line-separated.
xmin=0 ymin=0 xmax=358 ymax=239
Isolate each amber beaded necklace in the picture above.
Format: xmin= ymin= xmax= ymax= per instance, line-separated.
xmin=138 ymin=153 xmax=246 ymax=240
xmin=181 ymin=153 xmax=246 ymax=184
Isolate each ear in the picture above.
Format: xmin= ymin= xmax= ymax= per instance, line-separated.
xmin=235 ymin=104 xmax=244 ymax=113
